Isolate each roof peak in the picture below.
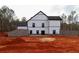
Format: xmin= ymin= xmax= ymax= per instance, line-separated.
xmin=36 ymin=11 xmax=48 ymax=16
xmin=37 ymin=11 xmax=45 ymax=14
xmin=39 ymin=11 xmax=43 ymax=12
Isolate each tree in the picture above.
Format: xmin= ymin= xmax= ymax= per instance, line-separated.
xmin=14 ymin=19 xmax=20 ymax=26
xmin=16 ymin=19 xmax=20 ymax=22
xmin=21 ymin=17 xmax=26 ymax=22
xmin=61 ymin=13 xmax=67 ymax=23
xmin=69 ymin=11 xmax=76 ymax=24
xmin=0 ymin=5 xmax=17 ymax=32
xmin=68 ymin=15 xmax=72 ymax=24
xmin=74 ymin=14 xmax=78 ymax=24
xmin=61 ymin=10 xmax=79 ymax=31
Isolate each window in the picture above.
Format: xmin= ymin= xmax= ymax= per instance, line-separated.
xmin=53 ymin=30 xmax=56 ymax=34
xmin=36 ymin=30 xmax=39 ymax=34
xmin=42 ymin=23 xmax=44 ymax=28
xmin=30 ymin=30 xmax=32 ymax=34
xmin=41 ymin=30 xmax=45 ymax=35
xmin=32 ymin=23 xmax=35 ymax=27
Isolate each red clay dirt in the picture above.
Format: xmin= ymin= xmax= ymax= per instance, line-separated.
xmin=0 ymin=33 xmax=79 ymax=53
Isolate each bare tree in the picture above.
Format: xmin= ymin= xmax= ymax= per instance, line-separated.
xmin=61 ymin=13 xmax=67 ymax=23
xmin=21 ymin=17 xmax=26 ymax=22
xmin=0 ymin=5 xmax=16 ymax=32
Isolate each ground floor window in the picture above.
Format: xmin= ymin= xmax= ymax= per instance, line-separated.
xmin=53 ymin=30 xmax=56 ymax=34
xmin=36 ymin=30 xmax=39 ymax=34
xmin=30 ymin=30 xmax=32 ymax=34
xmin=41 ymin=30 xmax=45 ymax=35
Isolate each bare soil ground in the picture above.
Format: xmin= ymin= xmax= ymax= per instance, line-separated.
xmin=0 ymin=33 xmax=79 ymax=53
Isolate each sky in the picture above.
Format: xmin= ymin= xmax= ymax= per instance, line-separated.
xmin=2 ymin=5 xmax=78 ymax=20
xmin=0 ymin=0 xmax=79 ymax=20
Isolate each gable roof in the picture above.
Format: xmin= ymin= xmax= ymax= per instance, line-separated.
xmin=27 ymin=11 xmax=62 ymax=22
xmin=48 ymin=16 xmax=62 ymax=20
xmin=27 ymin=11 xmax=48 ymax=22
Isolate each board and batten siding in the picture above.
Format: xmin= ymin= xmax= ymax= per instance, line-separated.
xmin=48 ymin=20 xmax=61 ymax=34
xmin=28 ymin=21 xmax=49 ymax=34
xmin=27 ymin=11 xmax=49 ymax=35
xmin=30 ymin=12 xmax=48 ymax=21
xmin=27 ymin=11 xmax=61 ymax=35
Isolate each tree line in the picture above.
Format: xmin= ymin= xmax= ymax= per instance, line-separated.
xmin=61 ymin=11 xmax=79 ymax=31
xmin=0 ymin=6 xmax=27 ymax=32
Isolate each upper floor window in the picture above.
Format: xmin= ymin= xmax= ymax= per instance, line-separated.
xmin=42 ymin=23 xmax=45 ymax=28
xmin=32 ymin=23 xmax=35 ymax=27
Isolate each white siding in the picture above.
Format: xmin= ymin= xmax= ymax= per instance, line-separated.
xmin=49 ymin=20 xmax=60 ymax=26
xmin=49 ymin=27 xmax=60 ymax=34
xmin=27 ymin=11 xmax=61 ymax=35
xmin=17 ymin=26 xmax=27 ymax=29
xmin=28 ymin=21 xmax=48 ymax=27
xmin=48 ymin=20 xmax=60 ymax=34
xmin=28 ymin=12 xmax=49 ymax=35
xmin=28 ymin=28 xmax=48 ymax=34
xmin=30 ymin=12 xmax=48 ymax=21
xmin=28 ymin=21 xmax=49 ymax=34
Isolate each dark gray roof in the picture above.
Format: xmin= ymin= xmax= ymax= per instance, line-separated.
xmin=48 ymin=16 xmax=62 ymax=20
xmin=17 ymin=22 xmax=27 ymax=26
xmin=27 ymin=11 xmax=62 ymax=22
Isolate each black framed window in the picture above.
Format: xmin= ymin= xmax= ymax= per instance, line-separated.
xmin=53 ymin=30 xmax=56 ymax=34
xmin=42 ymin=23 xmax=44 ymax=28
xmin=41 ymin=30 xmax=45 ymax=35
xmin=32 ymin=23 xmax=35 ymax=27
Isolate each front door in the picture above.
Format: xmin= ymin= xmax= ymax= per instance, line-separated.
xmin=36 ymin=30 xmax=39 ymax=34
xmin=41 ymin=30 xmax=45 ymax=35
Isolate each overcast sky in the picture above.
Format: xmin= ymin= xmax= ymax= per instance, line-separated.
xmin=2 ymin=5 xmax=78 ymax=20
xmin=0 ymin=0 xmax=79 ymax=20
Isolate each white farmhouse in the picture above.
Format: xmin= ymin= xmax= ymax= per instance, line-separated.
xmin=27 ymin=11 xmax=62 ymax=35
